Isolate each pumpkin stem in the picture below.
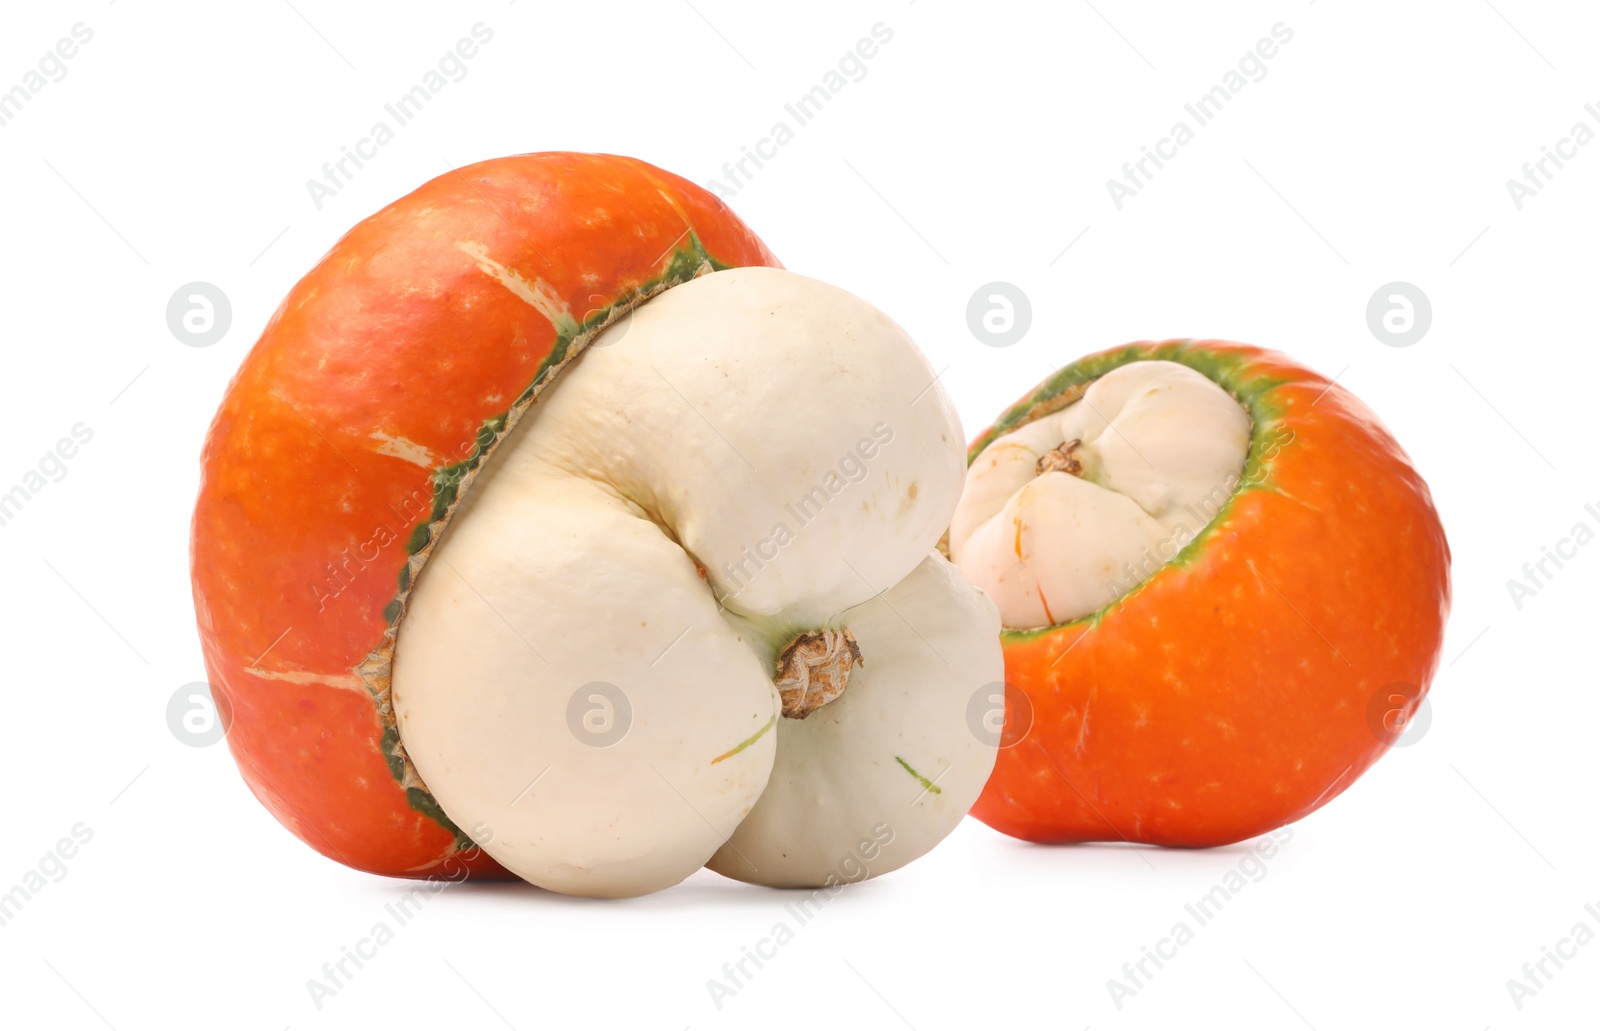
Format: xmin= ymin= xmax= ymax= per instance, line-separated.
xmin=775 ymin=628 xmax=862 ymax=719
xmin=1036 ymin=438 xmax=1085 ymax=477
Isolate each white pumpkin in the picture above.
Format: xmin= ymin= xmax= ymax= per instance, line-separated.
xmin=392 ymin=267 xmax=1001 ymax=898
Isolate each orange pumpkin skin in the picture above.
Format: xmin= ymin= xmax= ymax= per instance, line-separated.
xmin=968 ymin=341 xmax=1450 ymax=847
xmin=191 ymin=153 xmax=779 ymax=879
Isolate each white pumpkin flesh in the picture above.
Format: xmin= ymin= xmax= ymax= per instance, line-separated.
xmin=949 ymin=359 xmax=1251 ymax=629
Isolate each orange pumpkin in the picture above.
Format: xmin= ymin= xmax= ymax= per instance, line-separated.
xmin=191 ymin=153 xmax=778 ymax=879
xmin=965 ymin=341 xmax=1451 ymax=846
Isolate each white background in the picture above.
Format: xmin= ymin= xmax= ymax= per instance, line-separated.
xmin=0 ymin=1 xmax=1595 ymax=1028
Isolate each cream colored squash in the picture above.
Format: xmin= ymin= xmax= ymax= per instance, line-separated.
xmin=393 ymin=267 xmax=1000 ymax=898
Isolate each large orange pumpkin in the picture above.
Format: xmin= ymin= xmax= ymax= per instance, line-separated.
xmin=191 ymin=153 xmax=778 ymax=879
